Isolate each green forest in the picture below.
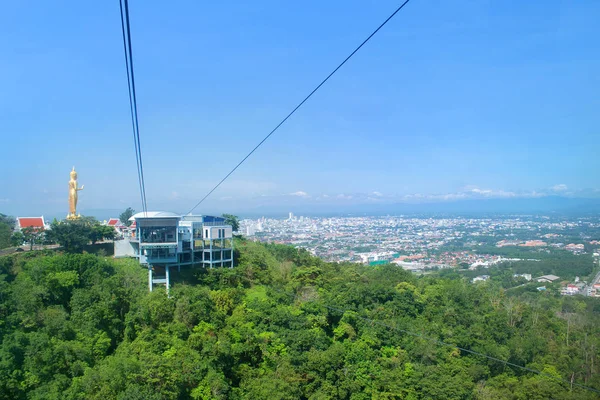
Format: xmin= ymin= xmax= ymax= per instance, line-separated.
xmin=1 ymin=240 xmax=599 ymax=399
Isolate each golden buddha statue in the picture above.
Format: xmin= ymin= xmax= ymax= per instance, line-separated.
xmin=67 ymin=167 xmax=84 ymax=220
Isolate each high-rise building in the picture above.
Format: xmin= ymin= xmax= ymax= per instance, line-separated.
xmin=289 ymin=212 xmax=294 ymax=221
xmin=245 ymin=225 xmax=256 ymax=236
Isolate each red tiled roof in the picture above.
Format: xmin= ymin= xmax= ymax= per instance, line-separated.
xmin=18 ymin=217 xmax=45 ymax=229
xmin=107 ymin=218 xmax=120 ymax=226
xmin=130 ymin=221 xmax=136 ymax=228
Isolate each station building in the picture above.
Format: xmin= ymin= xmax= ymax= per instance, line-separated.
xmin=115 ymin=211 xmax=233 ymax=292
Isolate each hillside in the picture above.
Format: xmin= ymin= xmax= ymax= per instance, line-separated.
xmin=0 ymin=240 xmax=599 ymax=399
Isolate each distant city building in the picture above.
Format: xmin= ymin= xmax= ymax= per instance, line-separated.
xmin=520 ymin=240 xmax=547 ymax=247
xmin=513 ymin=273 xmax=532 ymax=281
xmin=472 ymin=275 xmax=490 ymax=283
xmin=115 ymin=211 xmax=233 ymax=293
xmin=536 ymin=274 xmax=560 ymax=283
xmin=358 ymin=251 xmax=399 ymax=264
xmin=238 ymin=215 xmax=599 ymax=272
xmin=496 ymin=240 xmax=521 ymax=247
xmin=561 ymin=284 xmax=580 ymax=296
xmin=245 ymin=225 xmax=256 ymax=236
xmin=565 ymin=243 xmax=585 ymax=252
xmin=289 ymin=212 xmax=294 ymax=221
xmin=542 ymin=233 xmax=560 ymax=239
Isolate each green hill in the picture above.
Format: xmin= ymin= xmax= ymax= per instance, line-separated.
xmin=0 ymin=240 xmax=599 ymax=399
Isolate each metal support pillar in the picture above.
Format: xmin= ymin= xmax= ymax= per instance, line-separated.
xmin=148 ymin=265 xmax=153 ymax=292
xmin=165 ymin=265 xmax=170 ymax=297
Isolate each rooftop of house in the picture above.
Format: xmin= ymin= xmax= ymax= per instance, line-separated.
xmin=536 ymin=274 xmax=560 ymax=281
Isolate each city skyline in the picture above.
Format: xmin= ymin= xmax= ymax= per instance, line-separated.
xmin=1 ymin=0 xmax=599 ymax=216
xmin=3 ymin=173 xmax=600 ymax=217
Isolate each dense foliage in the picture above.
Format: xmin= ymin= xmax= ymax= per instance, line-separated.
xmin=0 ymin=214 xmax=15 ymax=249
xmin=473 ymin=246 xmax=595 ymax=279
xmin=46 ymin=218 xmax=116 ymax=252
xmin=0 ymin=240 xmax=599 ymax=399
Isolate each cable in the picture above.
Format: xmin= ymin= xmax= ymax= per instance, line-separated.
xmin=123 ymin=0 xmax=148 ymax=214
xmin=118 ymin=0 xmax=145 ymax=213
xmin=186 ymin=0 xmax=412 ymax=214
xmin=119 ymin=0 xmax=148 ymax=214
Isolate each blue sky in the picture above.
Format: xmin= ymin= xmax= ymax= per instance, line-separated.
xmin=1 ymin=0 xmax=599 ymax=217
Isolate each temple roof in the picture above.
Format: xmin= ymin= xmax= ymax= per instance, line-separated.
xmin=17 ymin=217 xmax=45 ymax=229
xmin=107 ymin=218 xmax=122 ymax=226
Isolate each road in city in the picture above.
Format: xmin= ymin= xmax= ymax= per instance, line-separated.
xmin=584 ymin=260 xmax=600 ymax=296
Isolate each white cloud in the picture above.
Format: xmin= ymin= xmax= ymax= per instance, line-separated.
xmin=337 ymin=194 xmax=353 ymax=200
xmin=289 ymin=191 xmax=309 ymax=197
xmin=470 ymin=188 xmax=492 ymax=195
xmin=440 ymin=193 xmax=469 ymax=200
xmin=403 ymin=192 xmax=468 ymax=201
xmin=468 ymin=187 xmax=516 ymax=198
xmin=0 ymin=198 xmax=9 ymax=203
xmin=170 ymin=191 xmax=181 ymax=200
xmin=372 ymin=191 xmax=383 ymax=197
xmin=525 ymin=190 xmax=547 ymax=198
xmin=551 ymin=184 xmax=568 ymax=192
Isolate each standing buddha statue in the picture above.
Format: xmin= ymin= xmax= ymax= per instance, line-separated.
xmin=67 ymin=167 xmax=84 ymax=219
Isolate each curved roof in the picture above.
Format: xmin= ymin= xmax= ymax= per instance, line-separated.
xmin=17 ymin=217 xmax=46 ymax=229
xmin=129 ymin=211 xmax=180 ymax=221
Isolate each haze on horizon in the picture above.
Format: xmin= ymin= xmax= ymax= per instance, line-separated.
xmin=1 ymin=0 xmax=599 ymax=217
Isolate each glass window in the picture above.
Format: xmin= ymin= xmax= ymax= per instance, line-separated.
xmin=146 ymin=248 xmax=176 ymax=259
xmin=140 ymin=226 xmax=177 ymax=243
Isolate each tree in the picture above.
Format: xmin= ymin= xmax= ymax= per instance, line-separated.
xmin=0 ymin=222 xmax=11 ymax=250
xmin=0 ymin=213 xmax=14 ymax=227
xmin=21 ymin=226 xmax=44 ymax=251
xmin=0 ymin=213 xmax=14 ymax=249
xmin=10 ymin=231 xmax=24 ymax=247
xmin=46 ymin=219 xmax=93 ymax=252
xmin=46 ymin=217 xmax=117 ymax=251
xmin=120 ymin=207 xmax=135 ymax=227
xmin=89 ymin=224 xmax=116 ymax=245
xmin=2 ymin=239 xmax=600 ymax=399
xmin=222 ymin=214 xmax=240 ymax=232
